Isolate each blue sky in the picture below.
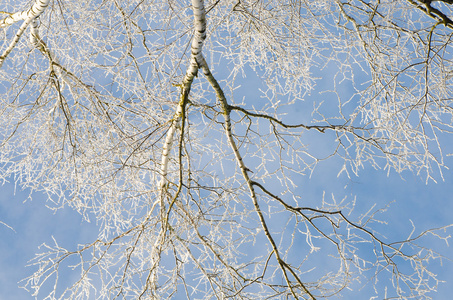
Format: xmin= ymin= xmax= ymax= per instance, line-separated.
xmin=2 ymin=68 xmax=452 ymax=299
xmin=1 ymin=159 xmax=452 ymax=299
xmin=0 ymin=181 xmax=98 ymax=299
xmin=1 ymin=61 xmax=453 ymax=300
xmin=1 ymin=2 xmax=453 ymax=299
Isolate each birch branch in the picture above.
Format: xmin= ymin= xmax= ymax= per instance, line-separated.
xmin=0 ymin=0 xmax=50 ymax=28
xmin=177 ymin=0 xmax=317 ymax=297
xmin=0 ymin=0 xmax=50 ymax=68
xmin=151 ymin=0 xmax=209 ymax=294
xmin=158 ymin=0 xmax=207 ymax=194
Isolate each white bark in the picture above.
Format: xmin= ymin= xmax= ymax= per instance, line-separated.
xmin=158 ymin=105 xmax=181 ymax=191
xmin=30 ymin=18 xmax=40 ymax=49
xmin=0 ymin=0 xmax=50 ymax=28
xmin=0 ymin=0 xmax=50 ymax=68
xmin=158 ymin=0 xmax=207 ymax=192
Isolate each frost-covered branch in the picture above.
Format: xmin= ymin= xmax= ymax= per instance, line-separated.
xmin=200 ymin=57 xmax=316 ymax=299
xmin=1 ymin=0 xmax=453 ymax=299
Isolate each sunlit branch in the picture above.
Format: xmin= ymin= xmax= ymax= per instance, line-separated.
xmin=413 ymin=0 xmax=453 ymax=27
